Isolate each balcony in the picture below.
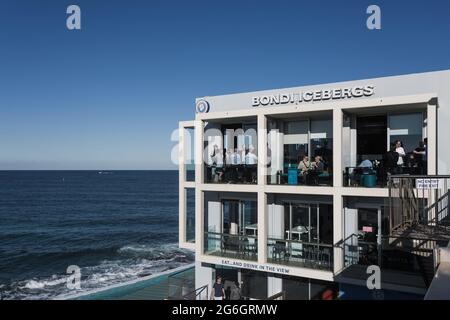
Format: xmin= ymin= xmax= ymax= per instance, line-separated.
xmin=267 ymin=238 xmax=333 ymax=271
xmin=204 ymin=232 xmax=258 ymax=261
xmin=205 ymin=164 xmax=257 ymax=184
xmin=268 ymin=165 xmax=332 ymax=186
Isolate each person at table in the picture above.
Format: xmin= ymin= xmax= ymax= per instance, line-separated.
xmin=384 ymin=143 xmax=399 ymax=175
xmin=313 ymin=155 xmax=325 ymax=173
xmin=244 ymin=147 xmax=258 ymax=183
xmin=225 ymin=148 xmax=232 ymax=166
xmin=213 ymin=148 xmax=224 ymax=182
xmin=244 ymin=147 xmax=258 ymax=165
xmin=298 ymin=155 xmax=312 ymax=174
xmin=230 ymin=148 xmax=241 ymax=165
xmin=394 ymin=140 xmax=406 ymax=171
xmin=413 ymin=140 xmax=426 ymax=173
xmin=210 ymin=144 xmax=219 ymax=162
xmin=229 ymin=148 xmax=241 ymax=182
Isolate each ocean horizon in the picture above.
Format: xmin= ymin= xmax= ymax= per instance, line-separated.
xmin=0 ymin=170 xmax=194 ymax=300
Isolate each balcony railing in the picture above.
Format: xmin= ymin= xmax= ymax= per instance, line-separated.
xmin=389 ymin=175 xmax=450 ymax=231
xmin=267 ymin=167 xmax=333 ymax=186
xmin=205 ymin=165 xmax=257 ymax=184
xmin=341 ymin=233 xmax=447 ymax=287
xmin=204 ymin=232 xmax=258 ymax=261
xmin=267 ymin=238 xmax=333 ymax=271
xmin=343 ymin=166 xmax=388 ymax=188
xmin=344 ymin=166 xmax=429 ymax=188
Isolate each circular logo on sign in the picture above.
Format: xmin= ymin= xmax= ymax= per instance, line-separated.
xmin=196 ymin=99 xmax=210 ymax=113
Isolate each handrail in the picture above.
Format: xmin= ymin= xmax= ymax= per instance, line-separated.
xmin=267 ymin=291 xmax=286 ymax=300
xmin=267 ymin=237 xmax=334 ymax=248
xmin=390 ymin=175 xmax=450 ymax=179
xmin=205 ymin=231 xmax=257 ymax=239
xmin=181 ymin=284 xmax=208 ymax=300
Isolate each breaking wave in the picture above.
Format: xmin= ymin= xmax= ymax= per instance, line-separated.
xmin=1 ymin=243 xmax=194 ymax=300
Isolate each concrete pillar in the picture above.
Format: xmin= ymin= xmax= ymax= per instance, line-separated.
xmin=258 ymin=191 xmax=268 ymax=264
xmin=333 ymin=192 xmax=344 ymax=274
xmin=195 ymin=120 xmax=205 ymax=258
xmin=179 ymin=124 xmax=186 ymax=246
xmin=258 ymin=114 xmax=268 ymax=184
xmin=267 ymin=275 xmax=283 ymax=297
xmin=333 ymin=108 xmax=343 ymax=187
xmin=427 ymin=103 xmax=437 ymax=175
xmin=195 ymin=260 xmax=214 ymax=300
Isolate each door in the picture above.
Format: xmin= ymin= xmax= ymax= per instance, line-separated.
xmin=223 ymin=200 xmax=240 ymax=235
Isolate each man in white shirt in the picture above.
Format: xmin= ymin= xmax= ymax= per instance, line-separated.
xmin=395 ymin=140 xmax=406 ymax=166
xmin=245 ymin=148 xmax=258 ymax=165
xmin=231 ymin=148 xmax=241 ymax=165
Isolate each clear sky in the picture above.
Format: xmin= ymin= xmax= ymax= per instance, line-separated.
xmin=0 ymin=0 xmax=449 ymax=170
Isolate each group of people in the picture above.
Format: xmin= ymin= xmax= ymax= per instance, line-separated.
xmin=384 ymin=139 xmax=427 ymax=174
xmin=298 ymin=155 xmax=326 ymax=174
xmin=296 ymin=155 xmax=327 ymax=185
xmin=209 ymin=145 xmax=258 ymax=183
xmin=211 ymin=276 xmax=243 ymax=300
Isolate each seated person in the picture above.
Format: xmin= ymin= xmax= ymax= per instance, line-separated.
xmin=298 ymin=155 xmax=312 ymax=175
xmin=312 ymin=155 xmax=325 ymax=173
xmin=358 ymin=158 xmax=373 ymax=169
xmin=298 ymin=155 xmax=314 ymax=184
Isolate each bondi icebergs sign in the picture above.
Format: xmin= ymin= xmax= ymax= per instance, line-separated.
xmin=252 ymin=85 xmax=375 ymax=107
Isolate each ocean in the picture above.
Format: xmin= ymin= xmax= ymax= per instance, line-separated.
xmin=0 ymin=170 xmax=194 ymax=300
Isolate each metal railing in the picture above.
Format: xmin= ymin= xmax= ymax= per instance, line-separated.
xmin=388 ymin=175 xmax=450 ymax=232
xmin=339 ymin=232 xmax=447 ymax=287
xmin=343 ymin=166 xmax=387 ymax=188
xmin=167 ymin=266 xmax=196 ymax=300
xmin=204 ymin=232 xmax=258 ymax=261
xmin=205 ymin=165 xmax=257 ymax=184
xmin=267 ymin=291 xmax=286 ymax=300
xmin=181 ymin=284 xmax=209 ymax=300
xmin=267 ymin=238 xmax=334 ymax=271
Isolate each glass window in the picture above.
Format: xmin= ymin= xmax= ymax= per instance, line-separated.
xmin=389 ymin=113 xmax=424 ymax=154
xmin=184 ymin=127 xmax=195 ymax=181
xmin=186 ymin=188 xmax=195 ymax=243
xmin=283 ymin=120 xmax=308 ymax=167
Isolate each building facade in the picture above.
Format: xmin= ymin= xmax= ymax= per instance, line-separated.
xmin=178 ymin=70 xmax=450 ymax=300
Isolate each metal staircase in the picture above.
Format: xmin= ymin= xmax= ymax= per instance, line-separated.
xmin=387 ymin=175 xmax=450 ymax=288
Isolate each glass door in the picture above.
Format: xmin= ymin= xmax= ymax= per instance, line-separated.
xmin=223 ymin=200 xmax=240 ymax=235
xmin=241 ymin=200 xmax=257 ymax=237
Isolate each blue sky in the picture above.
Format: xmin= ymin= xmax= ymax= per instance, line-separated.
xmin=0 ymin=0 xmax=449 ymax=170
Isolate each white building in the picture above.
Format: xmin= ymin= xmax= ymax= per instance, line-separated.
xmin=178 ymin=69 xmax=450 ymax=300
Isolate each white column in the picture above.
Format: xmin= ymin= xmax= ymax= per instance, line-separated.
xmin=179 ymin=125 xmax=186 ymax=246
xmin=195 ymin=120 xmax=205 ymax=258
xmin=427 ymin=103 xmax=437 ymax=175
xmin=195 ymin=260 xmax=214 ymax=300
xmin=258 ymin=114 xmax=268 ymax=185
xmin=257 ymin=114 xmax=268 ymax=264
xmin=333 ymin=108 xmax=343 ymax=187
xmin=333 ymin=192 xmax=344 ymax=274
xmin=267 ymin=275 xmax=282 ymax=297
xmin=258 ymin=191 xmax=267 ymax=264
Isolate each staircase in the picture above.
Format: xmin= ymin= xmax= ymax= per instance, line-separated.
xmin=388 ymin=175 xmax=450 ymax=288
